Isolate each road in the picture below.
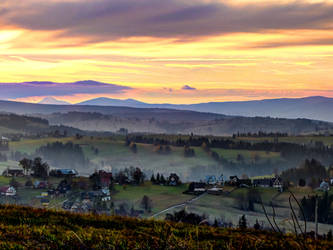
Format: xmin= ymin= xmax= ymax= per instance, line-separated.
xmin=150 ymin=192 xmax=207 ymax=218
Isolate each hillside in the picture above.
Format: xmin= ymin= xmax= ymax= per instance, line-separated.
xmin=1 ymin=100 xmax=333 ymax=135
xmin=77 ymin=96 xmax=333 ymax=122
xmin=0 ymin=113 xmax=95 ymax=138
xmin=41 ymin=111 xmax=332 ymax=135
xmin=0 ymin=205 xmax=330 ymax=249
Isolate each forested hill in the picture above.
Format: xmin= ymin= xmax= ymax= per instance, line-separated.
xmin=0 ymin=113 xmax=49 ymax=134
xmin=0 ymin=113 xmax=90 ymax=137
xmin=0 ymin=205 xmax=331 ymax=249
xmin=41 ymin=111 xmax=333 ymax=135
xmin=1 ymin=100 xmax=333 ymax=135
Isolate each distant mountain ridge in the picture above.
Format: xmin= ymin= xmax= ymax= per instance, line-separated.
xmin=76 ymin=96 xmax=333 ymax=122
xmin=38 ymin=97 xmax=70 ymax=105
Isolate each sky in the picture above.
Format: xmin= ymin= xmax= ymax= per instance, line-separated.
xmin=0 ymin=0 xmax=333 ymax=104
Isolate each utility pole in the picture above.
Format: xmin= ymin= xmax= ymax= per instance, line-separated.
xmin=315 ymin=195 xmax=318 ymax=240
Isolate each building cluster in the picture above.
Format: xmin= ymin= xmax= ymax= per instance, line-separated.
xmin=185 ymin=174 xmax=284 ymax=195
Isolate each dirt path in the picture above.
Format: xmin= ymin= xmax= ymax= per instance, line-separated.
xmin=150 ymin=192 xmax=207 ymax=218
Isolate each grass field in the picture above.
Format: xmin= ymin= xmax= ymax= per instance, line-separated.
xmin=112 ymin=182 xmax=194 ymax=215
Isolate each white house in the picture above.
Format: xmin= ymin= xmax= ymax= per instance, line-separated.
xmin=319 ymin=181 xmax=330 ymax=192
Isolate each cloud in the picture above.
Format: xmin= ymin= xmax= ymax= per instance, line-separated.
xmin=0 ymin=80 xmax=132 ymax=99
xmin=1 ymin=0 xmax=333 ymax=43
xmin=182 ymin=85 xmax=196 ymax=90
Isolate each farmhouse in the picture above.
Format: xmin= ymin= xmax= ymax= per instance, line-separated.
xmin=205 ymin=175 xmax=217 ymax=185
xmin=0 ymin=186 xmax=16 ymax=196
xmin=50 ymin=169 xmax=78 ymax=177
xmin=34 ymin=181 xmax=48 ymax=189
xmin=98 ymin=170 xmax=113 ymax=187
xmin=184 ymin=182 xmax=206 ymax=194
xmin=0 ymin=136 xmax=9 ymax=150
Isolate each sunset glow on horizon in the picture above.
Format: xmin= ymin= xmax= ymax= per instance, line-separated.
xmin=1 ymin=0 xmax=333 ymax=104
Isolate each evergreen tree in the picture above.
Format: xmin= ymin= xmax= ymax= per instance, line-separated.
xmin=254 ymin=220 xmax=261 ymax=230
xmin=238 ymin=215 xmax=247 ymax=229
xmin=156 ymin=173 xmax=160 ymax=184
xmin=150 ymin=174 xmax=156 ymax=184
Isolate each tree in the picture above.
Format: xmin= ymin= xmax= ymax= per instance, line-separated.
xmin=19 ymin=158 xmax=33 ymax=175
xmin=129 ymin=142 xmax=137 ymax=153
xmin=132 ymin=167 xmax=144 ymax=185
xmin=150 ymin=174 xmax=156 ymax=184
xmin=237 ymin=154 xmax=245 ymax=163
xmin=25 ymin=177 xmax=33 ymax=188
xmin=254 ymin=220 xmax=261 ymax=230
xmin=238 ymin=215 xmax=247 ymax=229
xmin=32 ymin=157 xmax=49 ymax=178
xmin=299 ymin=178 xmax=306 ymax=187
xmin=141 ymin=195 xmax=152 ymax=213
xmin=165 ymin=209 xmax=206 ymax=225
xmin=9 ymin=177 xmax=19 ymax=189
xmin=89 ymin=171 xmax=101 ymax=190
xmin=160 ymin=175 xmax=166 ymax=185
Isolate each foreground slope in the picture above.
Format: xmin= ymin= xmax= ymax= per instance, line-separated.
xmin=0 ymin=205 xmax=331 ymax=249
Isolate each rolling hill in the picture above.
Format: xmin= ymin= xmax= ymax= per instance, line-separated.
xmin=0 ymin=100 xmax=332 ymax=135
xmin=77 ymin=96 xmax=333 ymax=122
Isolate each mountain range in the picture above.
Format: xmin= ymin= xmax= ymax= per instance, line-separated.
xmin=75 ymin=96 xmax=333 ymax=122
xmin=0 ymin=98 xmax=331 ymax=135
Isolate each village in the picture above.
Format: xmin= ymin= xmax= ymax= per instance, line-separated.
xmin=1 ymin=159 xmax=332 ymax=218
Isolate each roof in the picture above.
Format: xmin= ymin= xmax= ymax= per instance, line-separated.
xmin=56 ymin=169 xmax=78 ymax=175
xmin=0 ymin=186 xmax=14 ymax=192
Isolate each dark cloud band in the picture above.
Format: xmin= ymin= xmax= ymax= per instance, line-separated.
xmin=0 ymin=80 xmax=131 ymax=99
xmin=1 ymin=0 xmax=333 ymax=42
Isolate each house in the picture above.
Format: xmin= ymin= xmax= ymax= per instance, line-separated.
xmin=0 ymin=136 xmax=9 ymax=151
xmin=272 ymin=176 xmax=283 ymax=190
xmin=217 ymin=174 xmax=225 ymax=186
xmin=34 ymin=181 xmax=48 ymax=189
xmin=40 ymin=198 xmax=50 ymax=207
xmin=238 ymin=179 xmax=252 ymax=187
xmin=50 ymin=169 xmax=78 ymax=177
xmin=167 ymin=173 xmax=180 ymax=186
xmin=0 ymin=136 xmax=9 ymax=145
xmin=253 ymin=178 xmax=272 ymax=188
xmin=57 ymin=180 xmax=71 ymax=193
xmin=205 ymin=175 xmax=217 ymax=185
xmin=98 ymin=170 xmax=113 ymax=187
xmin=0 ymin=186 xmax=16 ymax=196
xmin=185 ymin=182 xmax=206 ymax=194
xmin=2 ymin=168 xmax=24 ymax=177
xmin=319 ymin=181 xmax=330 ymax=192
xmin=229 ymin=176 xmax=240 ymax=186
